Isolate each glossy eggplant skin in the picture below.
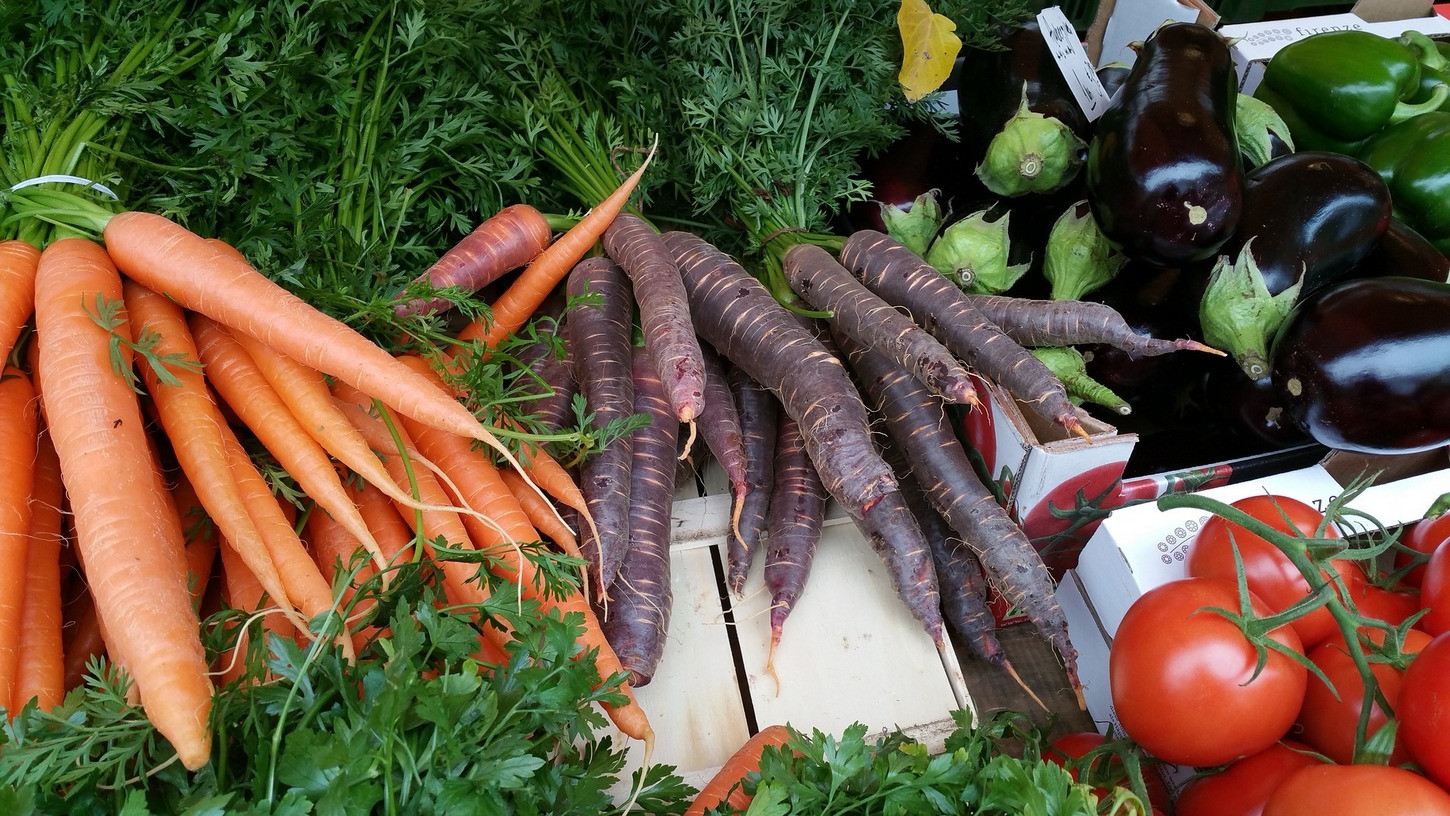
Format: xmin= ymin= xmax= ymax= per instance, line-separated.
xmin=1348 ymin=218 xmax=1450 ymax=284
xmin=1224 ymin=151 xmax=1392 ymax=297
xmin=1271 ymin=276 xmax=1450 ymax=453
xmin=1085 ymin=22 xmax=1243 ymax=267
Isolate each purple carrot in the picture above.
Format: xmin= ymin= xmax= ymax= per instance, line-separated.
xmin=726 ymin=364 xmax=778 ymax=596
xmin=964 ymin=294 xmax=1223 ymax=357
xmin=839 ymin=230 xmax=1089 ymax=442
xmin=884 ymin=445 xmax=1005 ymax=669
xmin=661 ymin=230 xmax=897 ymax=522
xmin=568 ymin=257 xmax=636 ymax=596
xmin=836 ymin=329 xmax=1081 ymax=699
xmin=513 ymin=307 xmax=578 ymax=433
xmin=395 ymin=204 xmax=553 ymax=317
xmin=847 ymin=486 xmax=945 ymax=646
xmin=695 ymin=342 xmax=750 ymax=553
xmin=600 ymin=346 xmax=680 ymax=686
xmin=783 ymin=243 xmax=978 ymax=406
xmin=603 ymin=213 xmax=708 ymax=422
xmin=762 ymin=413 xmax=827 ymax=693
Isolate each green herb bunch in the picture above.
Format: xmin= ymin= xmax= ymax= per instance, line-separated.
xmin=706 ymin=710 xmax=1146 ymax=816
xmin=0 ymin=551 xmax=692 ymax=815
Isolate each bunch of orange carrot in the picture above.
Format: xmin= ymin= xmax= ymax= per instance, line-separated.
xmin=0 ymin=148 xmax=657 ymax=772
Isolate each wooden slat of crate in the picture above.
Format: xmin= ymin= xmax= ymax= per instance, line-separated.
xmin=728 ymin=514 xmax=973 ymax=752
xmin=600 ymin=537 xmax=751 ymax=787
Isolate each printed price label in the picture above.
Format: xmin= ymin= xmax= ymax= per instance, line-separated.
xmin=1036 ymin=7 xmax=1113 ymax=122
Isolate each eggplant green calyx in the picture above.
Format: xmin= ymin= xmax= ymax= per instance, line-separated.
xmin=880 ymin=189 xmax=945 ymax=257
xmin=1044 ymin=200 xmax=1128 ymax=302
xmin=1236 ymin=94 xmax=1296 ymax=169
xmin=925 ymin=208 xmax=1029 ymax=294
xmin=975 ymin=84 xmax=1086 ymax=197
xmin=1199 ymin=240 xmax=1302 ymax=380
xmin=1031 ymin=346 xmax=1131 ymax=415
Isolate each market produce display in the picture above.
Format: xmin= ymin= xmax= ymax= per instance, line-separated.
xmin=4 ymin=0 xmax=1450 ymax=811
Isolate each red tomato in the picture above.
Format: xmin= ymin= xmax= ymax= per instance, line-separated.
xmin=1396 ymin=511 xmax=1450 ymax=588
xmin=1419 ymin=541 xmax=1450 ymax=636
xmin=1294 ymin=628 xmax=1432 ymax=764
xmin=1398 ymin=631 xmax=1450 ymax=790
xmin=1347 ymin=578 xmax=1419 ymax=629
xmin=1175 ymin=741 xmax=1324 ymax=816
xmin=1263 ymin=764 xmax=1450 ymax=816
xmin=1043 ymin=732 xmax=1170 ymax=813
xmin=1109 ymin=577 xmax=1308 ymax=767
xmin=1187 ymin=494 xmax=1354 ymax=649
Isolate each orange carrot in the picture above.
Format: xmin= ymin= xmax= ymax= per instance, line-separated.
xmin=395 ymin=355 xmax=540 ymax=552
xmin=172 ymin=476 xmax=220 ymax=609
xmin=33 ymin=238 xmax=212 ymax=769
xmin=0 ymin=365 xmax=36 ymax=713
xmin=102 ymin=214 xmax=531 ymax=490
xmin=394 ymin=204 xmax=553 ymax=317
xmin=0 ymin=241 xmax=39 ymax=366
xmin=218 ymin=428 xmax=346 ymax=655
xmin=186 ymin=314 xmax=388 ymax=573
xmin=122 ymin=286 xmax=304 ymax=632
xmin=329 ymin=384 xmax=512 ymax=651
xmin=351 ymin=477 xmax=416 ymax=569
xmin=451 ymin=143 xmax=656 ymax=352
xmin=511 ymin=433 xmax=598 ymax=549
xmin=61 ymin=593 xmax=105 ymax=693
xmin=14 ymin=429 xmax=63 ymax=713
xmin=216 ymin=534 xmax=296 ymax=685
xmin=218 ymin=326 xmax=487 ymax=531
xmin=686 ymin=725 xmax=792 ymax=816
xmin=390 ymin=357 xmax=653 ymax=739
xmin=500 ymin=467 xmax=580 ymax=559
xmin=304 ymin=505 xmax=378 ymax=630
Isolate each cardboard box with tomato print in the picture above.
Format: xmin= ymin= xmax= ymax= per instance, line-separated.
xmin=955 ymin=375 xmax=1138 ymax=621
xmin=1059 ymin=449 xmax=1450 ymax=796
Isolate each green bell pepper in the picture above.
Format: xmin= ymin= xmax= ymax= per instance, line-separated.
xmin=1358 ymin=111 xmax=1450 ymax=254
xmin=1257 ymin=30 xmax=1448 ymax=148
xmin=1401 ymin=31 xmax=1450 ymax=111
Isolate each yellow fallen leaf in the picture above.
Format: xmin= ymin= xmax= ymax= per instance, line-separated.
xmin=898 ymin=0 xmax=962 ymax=103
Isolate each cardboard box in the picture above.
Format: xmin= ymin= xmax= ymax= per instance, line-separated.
xmin=1056 ymin=571 xmax=1198 ymax=796
xmin=1074 ymin=463 xmax=1346 ymax=635
xmin=1221 ymin=7 xmax=1450 ymax=94
xmin=956 ymin=375 xmax=1138 ymax=592
xmin=1075 ymin=452 xmax=1450 ymax=636
xmin=1086 ymin=0 xmax=1218 ymax=67
xmin=1061 ymin=452 xmax=1450 ymax=798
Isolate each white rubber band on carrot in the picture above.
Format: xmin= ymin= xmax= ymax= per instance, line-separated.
xmin=9 ymin=174 xmax=120 ymax=201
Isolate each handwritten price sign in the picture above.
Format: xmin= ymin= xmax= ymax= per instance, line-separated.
xmin=1036 ymin=7 xmax=1113 ymax=122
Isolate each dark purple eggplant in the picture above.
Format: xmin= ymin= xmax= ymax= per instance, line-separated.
xmin=1199 ymin=151 xmax=1393 ymax=379
xmin=1200 ymin=355 xmax=1308 ymax=449
xmin=1225 ymin=151 xmax=1392 ymax=296
xmin=1096 ymin=62 xmax=1130 ymax=99
xmin=1348 ymin=218 xmax=1450 ymax=284
xmin=1085 ymin=22 xmax=1243 ymax=267
xmin=1271 ymin=276 xmax=1450 ymax=453
xmin=850 ymin=120 xmax=973 ymax=233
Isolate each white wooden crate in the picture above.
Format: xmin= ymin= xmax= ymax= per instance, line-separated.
xmin=603 ymin=462 xmax=975 ymax=791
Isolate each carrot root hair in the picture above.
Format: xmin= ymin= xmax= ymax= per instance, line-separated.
xmin=1001 ymin=658 xmax=1049 ymax=714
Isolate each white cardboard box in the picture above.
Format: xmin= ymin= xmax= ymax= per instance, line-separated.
xmin=1074 ymin=463 xmax=1347 ymax=635
xmin=1061 ymin=458 xmax=1450 ymax=800
xmin=1221 ymin=10 xmax=1450 ymax=94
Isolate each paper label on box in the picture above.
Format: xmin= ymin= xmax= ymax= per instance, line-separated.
xmin=1038 ymin=7 xmax=1113 ymax=121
